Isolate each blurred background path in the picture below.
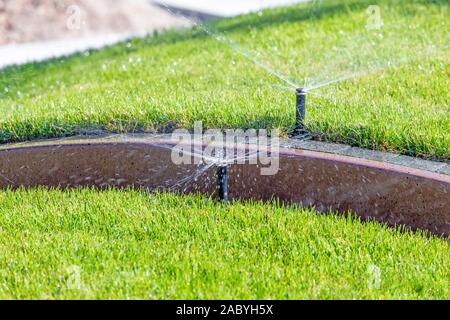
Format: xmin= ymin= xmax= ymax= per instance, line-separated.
xmin=0 ymin=0 xmax=305 ymax=69
xmin=155 ymin=0 xmax=303 ymax=17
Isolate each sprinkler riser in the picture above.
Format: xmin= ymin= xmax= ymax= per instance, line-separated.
xmin=296 ymin=88 xmax=306 ymax=133
xmin=217 ymin=165 xmax=228 ymax=202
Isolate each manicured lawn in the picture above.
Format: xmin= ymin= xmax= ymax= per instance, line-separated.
xmin=0 ymin=0 xmax=448 ymax=300
xmin=0 ymin=0 xmax=448 ymax=160
xmin=0 ymin=189 xmax=447 ymax=300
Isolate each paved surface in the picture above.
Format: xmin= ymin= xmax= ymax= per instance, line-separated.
xmin=1 ymin=133 xmax=448 ymax=236
xmin=2 ymin=133 xmax=448 ymax=176
xmin=0 ymin=34 xmax=135 ymax=69
xmin=0 ymin=0 xmax=188 ymax=45
xmin=0 ymin=0 xmax=307 ymax=69
xmin=283 ymin=139 xmax=450 ymax=175
xmin=0 ymin=0 xmax=189 ymax=69
xmin=154 ymin=0 xmax=306 ymax=17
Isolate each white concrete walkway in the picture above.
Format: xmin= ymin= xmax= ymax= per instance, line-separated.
xmin=155 ymin=0 xmax=305 ymax=17
xmin=0 ymin=33 xmax=142 ymax=69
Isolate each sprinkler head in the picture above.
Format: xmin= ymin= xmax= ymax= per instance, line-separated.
xmin=216 ymin=165 xmax=228 ymax=202
xmin=296 ymin=88 xmax=307 ymax=96
xmin=295 ymin=88 xmax=307 ymax=134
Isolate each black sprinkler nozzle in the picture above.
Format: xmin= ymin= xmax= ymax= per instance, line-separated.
xmin=217 ymin=165 xmax=228 ymax=202
xmin=295 ymin=88 xmax=307 ymax=133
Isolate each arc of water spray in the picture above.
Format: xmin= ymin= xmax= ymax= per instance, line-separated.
xmin=166 ymin=141 xmax=261 ymax=196
xmin=306 ymin=42 xmax=449 ymax=92
xmin=157 ymin=1 xmax=300 ymax=90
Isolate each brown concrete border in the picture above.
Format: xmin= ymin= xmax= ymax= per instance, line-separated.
xmin=0 ymin=136 xmax=448 ymax=236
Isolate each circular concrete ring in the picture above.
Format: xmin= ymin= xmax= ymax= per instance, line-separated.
xmin=0 ymin=137 xmax=448 ymax=236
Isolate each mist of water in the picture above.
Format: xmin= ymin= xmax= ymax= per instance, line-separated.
xmin=157 ymin=1 xmax=300 ymax=89
xmin=157 ymin=0 xmax=447 ymax=100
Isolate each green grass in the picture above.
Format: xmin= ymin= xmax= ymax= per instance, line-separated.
xmin=0 ymin=0 xmax=448 ymax=160
xmin=0 ymin=0 xmax=448 ymax=300
xmin=0 ymin=188 xmax=448 ymax=300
